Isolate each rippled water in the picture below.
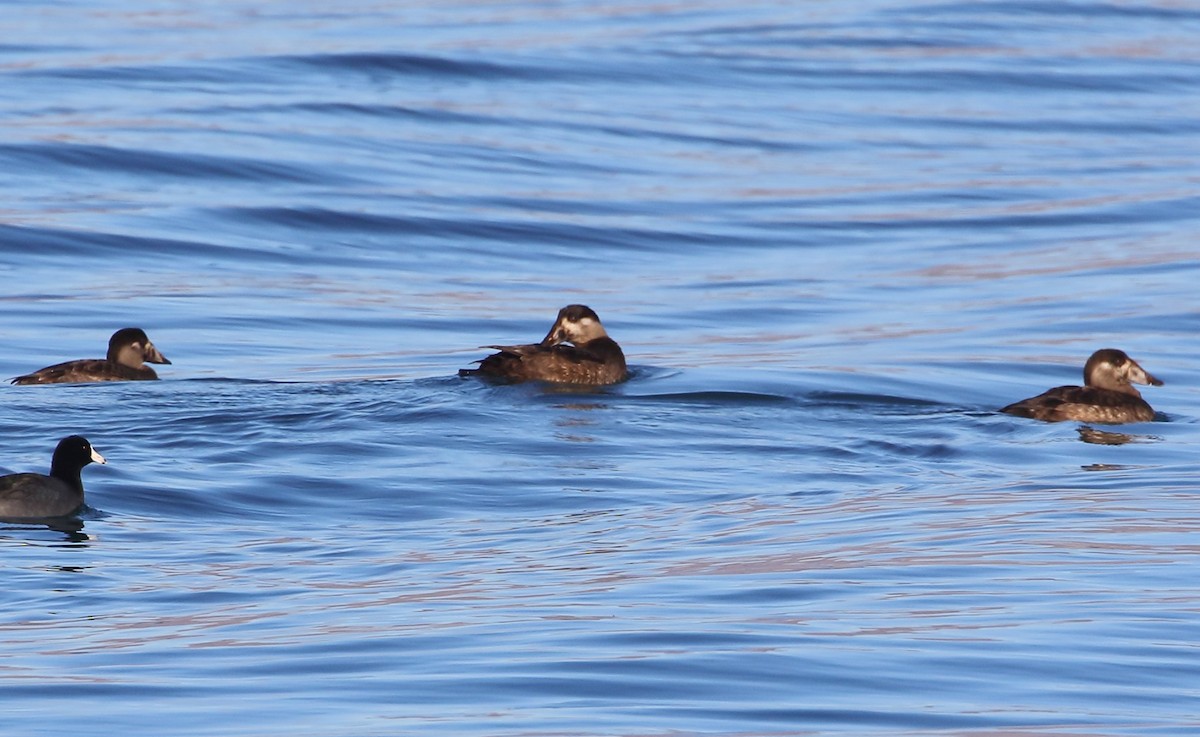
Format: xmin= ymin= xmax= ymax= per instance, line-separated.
xmin=3 ymin=1 xmax=1200 ymax=735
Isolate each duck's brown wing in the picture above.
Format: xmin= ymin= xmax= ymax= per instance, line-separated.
xmin=483 ymin=343 xmax=545 ymax=357
xmin=12 ymin=359 xmax=102 ymax=385
xmin=1001 ymin=385 xmax=1080 ymax=420
xmin=1001 ymin=385 xmax=1152 ymax=423
xmin=11 ymin=359 xmax=157 ymax=385
xmin=459 ymin=343 xmax=625 ymax=384
xmin=545 ymin=343 xmax=612 ymax=364
xmin=458 ymin=343 xmax=542 ymax=381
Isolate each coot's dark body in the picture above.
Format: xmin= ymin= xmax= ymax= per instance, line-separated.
xmin=0 ymin=436 xmax=106 ymax=518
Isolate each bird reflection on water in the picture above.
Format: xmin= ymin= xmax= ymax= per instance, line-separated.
xmin=1076 ymin=425 xmax=1156 ymax=447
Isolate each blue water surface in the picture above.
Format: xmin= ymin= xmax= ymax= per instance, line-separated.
xmin=2 ymin=1 xmax=1199 ymax=735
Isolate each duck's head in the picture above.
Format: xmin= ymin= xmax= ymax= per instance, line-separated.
xmin=540 ymin=305 xmax=610 ymax=347
xmin=1083 ymin=348 xmax=1162 ymax=393
xmin=107 ymin=328 xmax=171 ymax=368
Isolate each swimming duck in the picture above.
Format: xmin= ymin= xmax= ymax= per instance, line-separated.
xmin=0 ymin=435 xmax=106 ymax=519
xmin=1000 ymin=348 xmax=1162 ymax=423
xmin=459 ymin=304 xmax=628 ymax=385
xmin=12 ymin=327 xmax=171 ymax=385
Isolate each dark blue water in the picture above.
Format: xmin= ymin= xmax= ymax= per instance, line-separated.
xmin=3 ymin=1 xmax=1200 ymax=734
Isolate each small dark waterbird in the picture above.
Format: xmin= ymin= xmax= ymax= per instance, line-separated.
xmin=459 ymin=304 xmax=628 ymax=385
xmin=1000 ymin=348 xmax=1162 ymax=423
xmin=12 ymin=327 xmax=171 ymax=384
xmin=0 ymin=436 xmax=107 ymax=519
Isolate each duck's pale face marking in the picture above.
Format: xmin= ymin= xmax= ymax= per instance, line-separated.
xmin=543 ymin=315 xmax=608 ymax=346
xmin=116 ymin=342 xmax=148 ymax=369
xmin=563 ymin=316 xmax=601 ymax=342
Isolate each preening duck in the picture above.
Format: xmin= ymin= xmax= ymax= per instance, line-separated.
xmin=459 ymin=305 xmax=628 ymax=386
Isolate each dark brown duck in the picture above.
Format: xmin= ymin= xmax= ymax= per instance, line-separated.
xmin=12 ymin=327 xmax=171 ymax=385
xmin=0 ymin=435 xmax=106 ymax=519
xmin=1000 ymin=348 xmax=1162 ymax=423
xmin=460 ymin=304 xmax=628 ymax=385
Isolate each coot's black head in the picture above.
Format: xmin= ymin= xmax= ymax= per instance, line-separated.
xmin=107 ymin=327 xmax=171 ymax=367
xmin=49 ymin=435 xmax=107 ymax=478
xmin=540 ymin=304 xmax=610 ymax=346
xmin=1084 ymin=348 xmax=1162 ymax=390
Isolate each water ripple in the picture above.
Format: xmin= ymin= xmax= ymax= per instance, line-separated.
xmin=0 ymin=142 xmax=341 ymax=184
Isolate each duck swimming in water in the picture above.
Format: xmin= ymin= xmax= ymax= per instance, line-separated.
xmin=459 ymin=304 xmax=628 ymax=385
xmin=12 ymin=328 xmax=171 ymax=385
xmin=0 ymin=435 xmax=106 ymax=519
xmin=1000 ymin=348 xmax=1162 ymax=423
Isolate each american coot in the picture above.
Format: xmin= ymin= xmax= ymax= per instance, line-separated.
xmin=1000 ymin=348 xmax=1162 ymax=423
xmin=12 ymin=327 xmax=171 ymax=385
xmin=0 ymin=436 xmax=106 ymax=518
xmin=459 ymin=304 xmax=628 ymax=385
